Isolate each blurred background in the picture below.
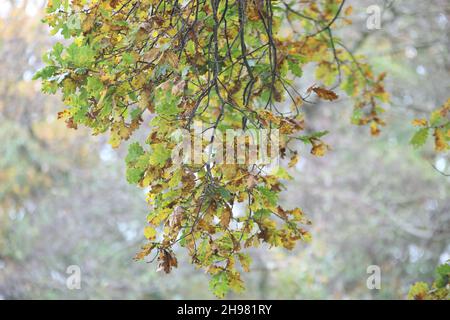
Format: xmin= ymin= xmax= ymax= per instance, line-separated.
xmin=0 ymin=0 xmax=449 ymax=299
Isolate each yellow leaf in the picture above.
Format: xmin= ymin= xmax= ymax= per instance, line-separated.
xmin=434 ymin=128 xmax=449 ymax=152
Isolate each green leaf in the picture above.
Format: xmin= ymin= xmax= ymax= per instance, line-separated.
xmin=154 ymin=88 xmax=180 ymax=117
xmin=430 ymin=110 xmax=443 ymax=126
xmin=125 ymin=142 xmax=147 ymax=183
xmin=297 ymin=131 xmax=329 ymax=144
xmin=46 ymin=0 xmax=61 ymax=13
xmin=253 ymin=209 xmax=271 ymax=220
xmin=33 ymin=66 xmax=58 ymax=80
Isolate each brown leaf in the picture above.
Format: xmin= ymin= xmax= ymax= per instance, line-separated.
xmin=276 ymin=206 xmax=288 ymax=218
xmin=288 ymin=152 xmax=299 ymax=168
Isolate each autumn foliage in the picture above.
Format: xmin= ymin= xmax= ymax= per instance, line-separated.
xmin=34 ymin=0 xmax=449 ymax=297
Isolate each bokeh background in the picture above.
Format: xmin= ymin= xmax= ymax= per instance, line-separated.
xmin=0 ymin=0 xmax=449 ymax=299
